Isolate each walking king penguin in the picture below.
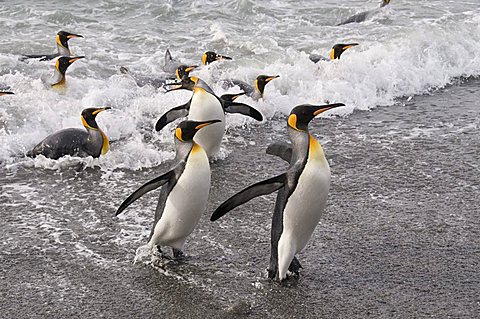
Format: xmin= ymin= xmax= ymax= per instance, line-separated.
xmin=27 ymin=107 xmax=110 ymax=159
xmin=115 ymin=119 xmax=221 ymax=259
xmin=338 ymin=0 xmax=390 ymax=25
xmin=156 ymin=76 xmax=262 ymax=157
xmin=46 ymin=56 xmax=84 ymax=88
xmin=21 ymin=30 xmax=83 ymax=61
xmin=309 ymin=43 xmax=359 ymax=63
xmin=211 ymin=103 xmax=345 ymax=281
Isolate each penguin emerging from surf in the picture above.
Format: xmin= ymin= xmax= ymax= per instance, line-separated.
xmin=45 ymin=56 xmax=84 ymax=88
xmin=115 ymin=119 xmax=221 ymax=259
xmin=211 ymin=102 xmax=345 ymax=281
xmin=119 ymin=65 xmax=197 ymax=89
xmin=221 ymin=74 xmax=280 ymax=101
xmin=27 ymin=107 xmax=110 ymax=159
xmin=21 ymin=31 xmax=83 ymax=61
xmin=309 ymin=43 xmax=359 ymax=63
xmin=338 ymin=0 xmax=390 ymax=25
xmin=156 ymin=76 xmax=263 ymax=158
xmin=163 ymin=49 xmax=231 ymax=74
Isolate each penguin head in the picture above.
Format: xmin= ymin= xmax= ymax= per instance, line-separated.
xmin=175 ymin=65 xmax=197 ymax=80
xmin=255 ymin=75 xmax=280 ymax=95
xmin=288 ymin=103 xmax=345 ymax=132
xmin=0 ymin=91 xmax=14 ymax=96
xmin=175 ymin=119 xmax=222 ymax=142
xmin=56 ymin=31 xmax=83 ymax=49
xmin=201 ymin=51 xmax=232 ymax=65
xmin=219 ymin=92 xmax=246 ymax=103
xmin=55 ymin=56 xmax=85 ymax=75
xmin=330 ymin=43 xmax=358 ymax=60
xmin=81 ymin=107 xmax=111 ymax=130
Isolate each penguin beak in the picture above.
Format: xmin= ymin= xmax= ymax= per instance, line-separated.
xmin=217 ymin=54 xmax=232 ymax=61
xmin=266 ymin=75 xmax=280 ymax=82
xmin=68 ymin=56 xmax=85 ymax=63
xmin=342 ymin=43 xmax=359 ymax=51
xmin=195 ymin=119 xmax=222 ymax=130
xmin=67 ymin=33 xmax=83 ymax=39
xmin=0 ymin=92 xmax=14 ymax=96
xmin=185 ymin=66 xmax=197 ymax=73
xmin=164 ymin=81 xmax=186 ymax=92
xmin=220 ymin=92 xmax=246 ymax=102
xmin=92 ymin=107 xmax=112 ymax=115
xmin=312 ymin=103 xmax=345 ymax=116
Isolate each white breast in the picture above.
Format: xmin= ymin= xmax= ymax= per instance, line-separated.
xmin=282 ymin=137 xmax=330 ymax=253
xmin=148 ymin=145 xmax=211 ymax=250
xmin=188 ymin=89 xmax=225 ymax=157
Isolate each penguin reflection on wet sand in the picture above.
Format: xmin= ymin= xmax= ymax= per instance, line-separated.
xmin=338 ymin=0 xmax=391 ymax=25
xmin=115 ymin=119 xmax=221 ymax=259
xmin=27 ymin=107 xmax=111 ymax=159
xmin=211 ymin=103 xmax=345 ymax=282
xmin=309 ymin=43 xmax=359 ymax=63
xmin=21 ymin=31 xmax=83 ymax=61
xmin=46 ymin=56 xmax=85 ymax=88
xmin=221 ymin=74 xmax=280 ymax=100
xmin=163 ymin=49 xmax=231 ymax=75
xmin=156 ymin=76 xmax=262 ymax=157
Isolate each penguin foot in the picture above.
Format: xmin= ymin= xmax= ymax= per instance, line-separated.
xmin=172 ymin=248 xmax=185 ymax=260
xmin=288 ymin=257 xmax=303 ymax=277
xmin=155 ymin=246 xmax=174 ymax=260
xmin=267 ymin=268 xmax=278 ymax=280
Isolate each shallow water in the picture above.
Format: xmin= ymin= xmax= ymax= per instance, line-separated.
xmin=1 ymin=0 xmax=480 ymax=318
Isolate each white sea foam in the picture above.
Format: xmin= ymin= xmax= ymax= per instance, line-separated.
xmin=1 ymin=1 xmax=479 ymax=170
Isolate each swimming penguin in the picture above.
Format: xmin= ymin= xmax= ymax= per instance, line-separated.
xmin=115 ymin=119 xmax=221 ymax=259
xmin=211 ymin=103 xmax=345 ymax=281
xmin=338 ymin=0 xmax=390 ymax=25
xmin=21 ymin=31 xmax=83 ymax=61
xmin=309 ymin=43 xmax=359 ymax=63
xmin=0 ymin=92 xmax=14 ymax=96
xmin=46 ymin=56 xmax=84 ymax=88
xmin=119 ymin=65 xmax=197 ymax=89
xmin=201 ymin=51 xmax=232 ymax=65
xmin=163 ymin=49 xmax=231 ymax=74
xmin=27 ymin=107 xmax=110 ymax=159
xmin=156 ymin=76 xmax=262 ymax=157
xmin=221 ymin=75 xmax=279 ymax=101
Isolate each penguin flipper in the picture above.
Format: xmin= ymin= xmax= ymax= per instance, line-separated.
xmin=266 ymin=142 xmax=292 ymax=163
xmin=223 ymin=101 xmax=263 ymax=121
xmin=20 ymin=53 xmax=57 ymax=61
xmin=155 ymin=101 xmax=191 ymax=131
xmin=115 ymin=170 xmax=175 ymax=216
xmin=210 ymin=173 xmax=286 ymax=221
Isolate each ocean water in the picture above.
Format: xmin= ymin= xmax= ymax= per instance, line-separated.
xmin=1 ymin=1 xmax=480 ymax=318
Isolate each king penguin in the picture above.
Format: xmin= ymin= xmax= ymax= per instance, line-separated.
xmin=309 ymin=43 xmax=359 ymax=63
xmin=119 ymin=65 xmax=197 ymax=89
xmin=46 ymin=56 xmax=84 ymax=88
xmin=211 ymin=103 xmax=345 ymax=281
xmin=21 ymin=30 xmax=83 ymax=61
xmin=156 ymin=76 xmax=262 ymax=158
xmin=27 ymin=107 xmax=111 ymax=159
xmin=221 ymin=74 xmax=279 ymax=101
xmin=115 ymin=119 xmax=221 ymax=259
xmin=338 ymin=0 xmax=390 ymax=25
